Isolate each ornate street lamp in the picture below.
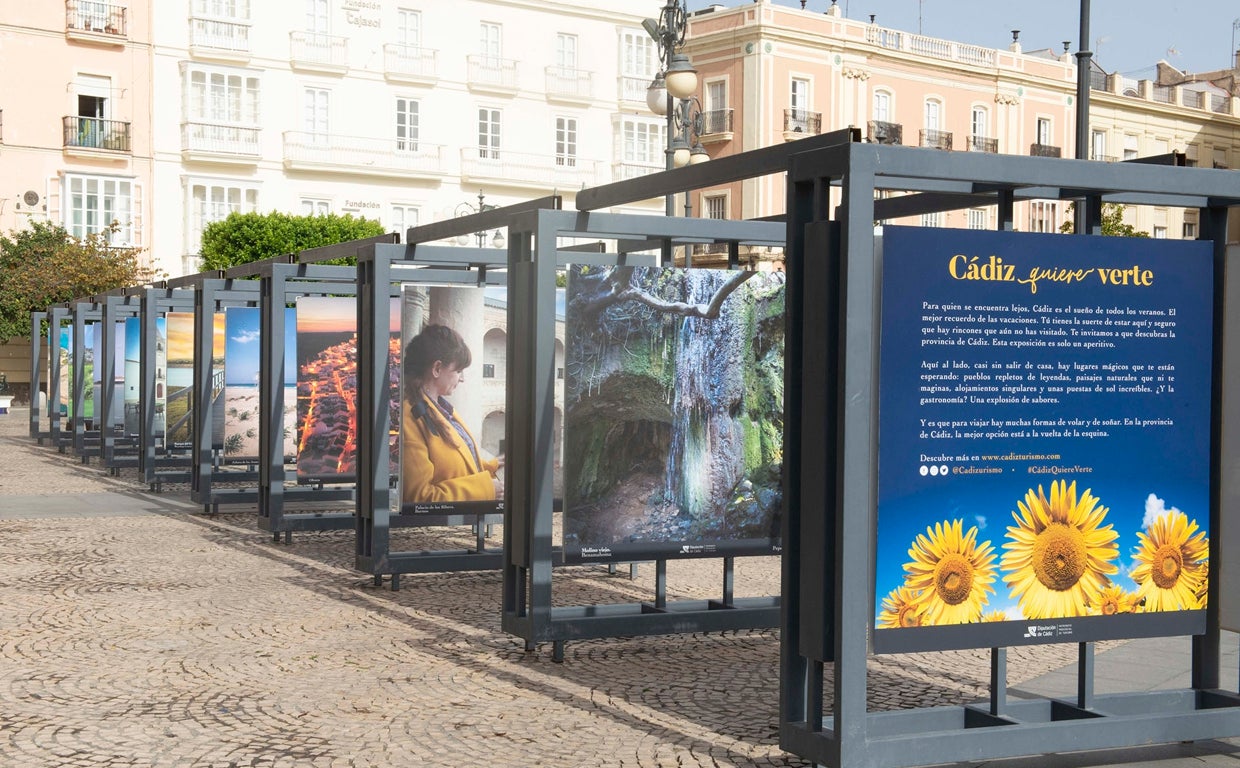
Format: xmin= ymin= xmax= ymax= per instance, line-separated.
xmin=454 ymin=190 xmax=505 ymax=249
xmin=643 ymin=0 xmax=707 ymax=216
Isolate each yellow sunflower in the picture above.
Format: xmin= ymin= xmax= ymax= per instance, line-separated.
xmin=1001 ymin=480 xmax=1119 ymax=619
xmin=980 ymin=610 xmax=1008 ymax=622
xmin=1088 ymin=585 xmax=1137 ymax=616
xmin=903 ymin=519 xmax=996 ymax=625
xmin=878 ymin=585 xmax=926 ymax=628
xmin=1131 ymin=510 xmax=1208 ymax=612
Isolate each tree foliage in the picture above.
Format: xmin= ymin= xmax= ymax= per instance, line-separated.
xmin=198 ymin=211 xmax=386 ymax=270
xmin=0 ymin=222 xmax=160 ymax=342
xmin=1059 ymin=202 xmax=1150 ymax=237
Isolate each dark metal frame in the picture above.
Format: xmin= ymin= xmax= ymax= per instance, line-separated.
xmin=68 ymin=299 xmax=100 ymax=460
xmin=780 ymin=140 xmax=1240 ymax=768
xmin=29 ymin=311 xmax=46 ymax=441
xmin=500 ymin=206 xmax=787 ymax=660
xmin=98 ymin=290 xmax=143 ymax=473
xmin=139 ymin=285 xmax=197 ymax=490
xmin=190 ymin=278 xmax=263 ymax=511
xmin=353 ymin=213 xmax=534 ymax=583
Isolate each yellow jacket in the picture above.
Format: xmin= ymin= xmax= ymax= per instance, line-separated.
xmin=401 ymin=391 xmax=498 ymax=504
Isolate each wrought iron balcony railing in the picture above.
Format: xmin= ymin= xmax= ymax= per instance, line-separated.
xmin=545 ymin=66 xmax=593 ymax=101
xmin=467 ymin=55 xmax=519 ymax=91
xmin=1091 ymin=152 xmax=1118 ymax=163
xmin=967 ymin=135 xmax=998 ymax=153
xmin=700 ymin=109 xmax=733 ymax=135
xmin=290 ymin=31 xmax=349 ymax=71
xmin=63 ymin=116 xmax=130 ymax=151
xmin=383 ymin=43 xmax=438 ymax=81
xmin=189 ymin=16 xmax=250 ymax=54
xmin=867 ymin=120 xmax=902 ymax=145
xmin=67 ymin=1 xmax=126 ymax=36
xmin=919 ymin=128 xmax=953 ymax=150
xmin=1030 ymin=143 xmax=1062 ymax=158
xmin=784 ymin=109 xmax=821 ymax=135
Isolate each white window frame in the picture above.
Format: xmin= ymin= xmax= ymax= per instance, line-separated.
xmin=64 ymin=173 xmax=140 ymax=246
xmin=970 ymin=105 xmax=988 ymax=139
xmin=920 ymin=211 xmax=943 ymax=228
xmin=620 ymin=117 xmax=664 ymax=165
xmin=478 ymin=107 xmax=501 ymax=160
xmin=304 ymin=87 xmax=330 ymax=141
xmin=555 ymin=33 xmax=577 ymax=72
xmin=185 ymin=64 xmax=260 ymax=126
xmin=300 ymin=198 xmax=331 ymax=216
xmin=924 ymin=98 xmax=942 ymax=131
xmin=389 ymin=204 xmax=419 ymax=236
xmin=703 ymin=193 xmax=727 ymax=220
xmin=1123 ymin=134 xmax=1139 ymax=161
xmin=967 ymin=208 xmax=988 ymax=230
xmin=872 ymin=89 xmax=891 ymax=122
xmin=790 ymin=77 xmax=811 ymax=114
xmin=1029 ymin=200 xmax=1059 ymax=233
xmin=395 ymin=97 xmax=418 ymax=152
xmin=193 ymin=0 xmax=250 ymax=20
xmin=480 ymin=22 xmax=501 ymax=65
xmin=620 ymin=30 xmax=654 ymax=80
xmin=305 ymin=0 xmax=328 ymax=33
xmin=1183 ymin=221 xmax=1198 ymax=239
xmin=555 ymin=116 xmax=577 ymax=167
xmin=396 ymin=8 xmax=420 ymax=47
xmin=1091 ymin=129 xmax=1107 ymax=161
xmin=1035 ymin=117 xmax=1052 ymax=147
xmin=186 ymin=178 xmax=258 ymax=254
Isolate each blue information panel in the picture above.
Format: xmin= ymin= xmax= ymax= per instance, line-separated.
xmin=874 ymin=226 xmax=1213 ymax=653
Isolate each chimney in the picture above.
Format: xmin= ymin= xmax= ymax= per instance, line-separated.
xmin=1235 ymin=49 xmax=1240 ymax=70
xmin=825 ymin=0 xmax=841 ymax=17
xmin=1009 ymin=29 xmax=1022 ymax=54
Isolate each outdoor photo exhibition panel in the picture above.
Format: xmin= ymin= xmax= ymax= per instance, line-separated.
xmin=257 ymin=260 xmax=373 ymax=540
xmin=501 ymin=207 xmax=786 ymax=657
xmin=875 ymin=226 xmax=1211 ymax=653
xmin=67 ymin=300 xmax=99 ymax=459
xmin=28 ymin=310 xmax=46 ymax=441
xmin=190 ymin=278 xmax=262 ymax=512
xmin=247 ymin=236 xmax=409 ymax=540
xmin=354 ymin=237 xmax=510 ymax=581
xmin=779 ymin=140 xmax=1240 ymax=768
xmin=139 ymin=286 xmax=196 ymax=490
xmin=99 ymin=292 xmax=141 ymax=472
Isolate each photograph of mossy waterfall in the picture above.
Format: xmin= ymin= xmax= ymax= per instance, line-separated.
xmin=563 ymin=265 xmax=785 ymax=561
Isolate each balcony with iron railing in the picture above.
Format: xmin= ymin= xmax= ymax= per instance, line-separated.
xmin=967 ymin=135 xmax=998 ymax=153
xmin=63 ymin=116 xmax=130 ymax=153
xmin=181 ymin=122 xmax=260 ymax=162
xmin=783 ymin=109 xmax=821 ymax=139
xmin=920 ymin=128 xmax=953 ymax=150
xmin=867 ymin=120 xmax=902 ymax=145
xmin=384 ymin=43 xmax=438 ymax=84
xmin=283 ymin=131 xmax=445 ymax=179
xmin=545 ymin=66 xmax=593 ymax=104
xmin=66 ymin=1 xmax=127 ymax=41
xmin=1030 ymin=143 xmax=1062 ymax=158
xmin=290 ymin=31 xmax=348 ymax=74
xmin=1091 ymin=152 xmax=1118 ymax=163
xmin=467 ymin=55 xmax=519 ymax=94
xmin=460 ymin=147 xmax=602 ymax=190
xmin=189 ymin=16 xmax=251 ymax=59
xmin=699 ymin=109 xmax=733 ymax=143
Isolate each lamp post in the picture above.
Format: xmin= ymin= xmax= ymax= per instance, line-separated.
xmin=454 ymin=190 xmax=505 ymax=249
xmin=643 ymin=0 xmax=700 ymax=217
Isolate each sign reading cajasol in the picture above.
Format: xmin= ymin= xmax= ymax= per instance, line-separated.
xmin=874 ymin=226 xmax=1213 ymax=654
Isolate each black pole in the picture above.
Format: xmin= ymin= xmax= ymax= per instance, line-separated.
xmin=1074 ymin=0 xmax=1091 ymax=233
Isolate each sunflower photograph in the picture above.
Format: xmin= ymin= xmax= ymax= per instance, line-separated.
xmin=1130 ymin=509 xmax=1208 ymax=612
xmin=902 ymin=519 xmax=997 ymax=625
xmin=878 ymin=585 xmax=926 ymax=629
xmin=1001 ymin=480 xmax=1119 ymax=619
xmin=1088 ymin=585 xmax=1139 ymax=616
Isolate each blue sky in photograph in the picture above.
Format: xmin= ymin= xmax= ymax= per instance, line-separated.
xmin=224 ymin=307 xmax=297 ymax=386
xmin=685 ymin=0 xmax=1240 ymax=78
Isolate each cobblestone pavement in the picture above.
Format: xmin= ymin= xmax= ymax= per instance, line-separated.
xmin=0 ymin=409 xmax=1201 ymax=767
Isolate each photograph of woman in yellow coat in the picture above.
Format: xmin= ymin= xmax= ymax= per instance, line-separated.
xmin=400 ymin=324 xmax=503 ymax=506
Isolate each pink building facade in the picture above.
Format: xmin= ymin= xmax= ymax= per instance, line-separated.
xmin=0 ymin=1 xmax=155 ymax=266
